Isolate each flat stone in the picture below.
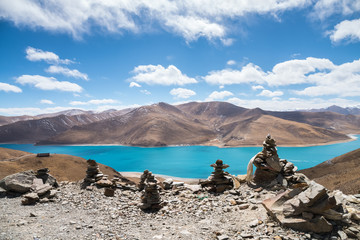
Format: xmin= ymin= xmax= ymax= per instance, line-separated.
xmin=249 ymin=219 xmax=259 ymax=228
xmin=337 ymin=230 xmax=347 ymax=240
xmin=281 ymin=216 xmax=333 ymax=233
xmin=0 ymin=170 xmax=36 ymax=193
xmin=238 ymin=204 xmax=249 ymax=210
xmin=217 ymin=234 xmax=229 ymax=240
xmin=22 ymin=192 xmax=39 ymax=205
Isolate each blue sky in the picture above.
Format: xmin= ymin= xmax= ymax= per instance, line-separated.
xmin=0 ymin=0 xmax=360 ymax=116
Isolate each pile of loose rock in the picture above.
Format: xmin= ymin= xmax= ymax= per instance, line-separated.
xmin=200 ymin=159 xmax=234 ymax=193
xmin=0 ymin=168 xmax=58 ymax=205
xmin=83 ymin=159 xmax=104 ymax=184
xmin=139 ymin=170 xmax=162 ymax=210
xmin=245 ymin=134 xmax=360 ymax=236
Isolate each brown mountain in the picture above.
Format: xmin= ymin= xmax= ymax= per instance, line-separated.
xmin=39 ymin=102 xmax=216 ymax=146
xmin=300 ymin=148 xmax=360 ymax=194
xmin=37 ymin=102 xmax=351 ymax=147
xmin=0 ymin=109 xmax=132 ymax=144
xmin=266 ymin=110 xmax=360 ymax=134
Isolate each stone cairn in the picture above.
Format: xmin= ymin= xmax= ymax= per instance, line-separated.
xmin=84 ymin=159 xmax=104 ymax=184
xmin=138 ymin=169 xmax=150 ymax=191
xmin=200 ymin=159 xmax=233 ymax=193
xmin=139 ymin=170 xmax=162 ymax=210
xmin=246 ymin=134 xmax=360 ymax=234
xmin=246 ymin=134 xmax=298 ymax=188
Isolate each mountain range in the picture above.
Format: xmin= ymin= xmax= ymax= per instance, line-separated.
xmin=0 ymin=102 xmax=359 ymax=147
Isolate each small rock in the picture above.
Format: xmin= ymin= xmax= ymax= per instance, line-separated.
xmin=238 ymin=204 xmax=249 ymax=210
xmin=217 ymin=234 xmax=229 ymax=240
xmin=240 ymin=233 xmax=253 ymax=238
xmin=29 ymin=212 xmax=37 ymax=217
xmin=229 ymin=199 xmax=237 ymax=205
xmin=337 ymin=230 xmax=347 ymax=240
xmin=249 ymin=219 xmax=259 ymax=228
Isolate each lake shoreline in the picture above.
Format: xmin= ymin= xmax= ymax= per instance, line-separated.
xmin=18 ymin=135 xmax=356 ymax=148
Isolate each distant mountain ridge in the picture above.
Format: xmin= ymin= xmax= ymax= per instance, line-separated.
xmin=303 ymin=105 xmax=360 ymax=115
xmin=0 ymin=102 xmax=359 ymax=146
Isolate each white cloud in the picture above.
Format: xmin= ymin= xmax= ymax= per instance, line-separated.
xmin=70 ymin=99 xmax=117 ymax=106
xmin=252 ymin=85 xmax=264 ymax=91
xmin=165 ymin=15 xmax=226 ymax=42
xmin=0 ymin=82 xmax=22 ymax=93
xmin=312 ymin=0 xmax=360 ymax=20
xmin=25 ymin=46 xmax=72 ymax=64
xmin=226 ymin=60 xmax=236 ymax=66
xmin=329 ymin=18 xmax=360 ymax=43
xmin=266 ymin=57 xmax=335 ymax=86
xmin=46 ymin=65 xmax=89 ymax=80
xmin=129 ymin=82 xmax=141 ymax=88
xmin=40 ymin=99 xmax=54 ymax=105
xmin=140 ymin=90 xmax=151 ymax=95
xmin=204 ymin=57 xmax=360 ymax=98
xmin=0 ymin=0 xmax=312 ymax=44
xmin=206 ymin=91 xmax=234 ymax=101
xmin=131 ymin=65 xmax=197 ymax=86
xmin=170 ymin=88 xmax=196 ymax=99
xmin=294 ymin=59 xmax=360 ymax=97
xmin=227 ymin=97 xmax=360 ymax=111
xmin=16 ymin=75 xmax=83 ymax=92
xmin=258 ymin=90 xmax=283 ymax=97
xmin=203 ymin=63 xmax=267 ymax=85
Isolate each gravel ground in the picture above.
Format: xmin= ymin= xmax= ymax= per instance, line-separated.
xmin=0 ymin=182 xmax=353 ymax=240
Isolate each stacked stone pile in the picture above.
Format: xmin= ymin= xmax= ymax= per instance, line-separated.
xmin=84 ymin=159 xmax=104 ymax=184
xmin=247 ymin=134 xmax=305 ymax=189
xmin=246 ymin=135 xmax=360 ymax=235
xmin=0 ymin=169 xmax=58 ymax=205
xmin=139 ymin=171 xmax=162 ymax=210
xmin=200 ymin=159 xmax=233 ymax=193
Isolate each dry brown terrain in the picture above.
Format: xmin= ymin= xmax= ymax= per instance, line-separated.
xmin=300 ymin=148 xmax=360 ymax=194
xmin=39 ymin=102 xmax=352 ymax=147
xmin=0 ymin=148 xmax=120 ymax=181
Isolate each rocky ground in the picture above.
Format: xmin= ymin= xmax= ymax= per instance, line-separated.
xmin=1 ymin=181 xmax=358 ymax=240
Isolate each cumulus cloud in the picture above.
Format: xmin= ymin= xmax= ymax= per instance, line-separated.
xmin=129 ymin=82 xmax=141 ymax=88
xmin=70 ymin=99 xmax=117 ymax=106
xmin=170 ymin=88 xmax=196 ymax=99
xmin=227 ymin=60 xmax=236 ymax=66
xmin=203 ymin=63 xmax=266 ymax=85
xmin=40 ymin=99 xmax=54 ymax=104
xmin=140 ymin=89 xmax=151 ymax=95
xmin=329 ymin=18 xmax=360 ymax=43
xmin=25 ymin=46 xmax=72 ymax=64
xmin=130 ymin=65 xmax=197 ymax=86
xmin=0 ymin=82 xmax=22 ymax=93
xmin=16 ymin=75 xmax=83 ymax=92
xmin=258 ymin=90 xmax=283 ymax=97
xmin=204 ymin=57 xmax=360 ymax=98
xmin=227 ymin=97 xmax=360 ymax=111
xmin=0 ymin=0 xmax=312 ymax=43
xmin=312 ymin=0 xmax=360 ymax=20
xmin=206 ymin=91 xmax=234 ymax=101
xmin=252 ymin=85 xmax=264 ymax=91
xmin=46 ymin=65 xmax=89 ymax=80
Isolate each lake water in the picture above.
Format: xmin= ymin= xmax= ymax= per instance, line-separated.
xmin=1 ymin=135 xmax=359 ymax=179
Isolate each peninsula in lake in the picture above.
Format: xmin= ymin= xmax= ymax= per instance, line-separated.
xmin=0 ymin=102 xmax=359 ymax=147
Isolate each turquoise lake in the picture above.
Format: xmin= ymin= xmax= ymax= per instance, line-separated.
xmin=1 ymin=135 xmax=359 ymax=179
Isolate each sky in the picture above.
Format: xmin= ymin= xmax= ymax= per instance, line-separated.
xmin=0 ymin=0 xmax=360 ymax=116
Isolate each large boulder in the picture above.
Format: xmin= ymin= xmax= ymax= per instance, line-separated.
xmin=0 ymin=170 xmax=37 ymax=193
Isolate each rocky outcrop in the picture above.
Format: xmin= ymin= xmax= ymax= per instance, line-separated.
xmin=0 ymin=170 xmax=37 ymax=193
xmin=0 ymin=169 xmax=58 ymax=205
xmin=200 ymin=159 xmax=233 ymax=193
